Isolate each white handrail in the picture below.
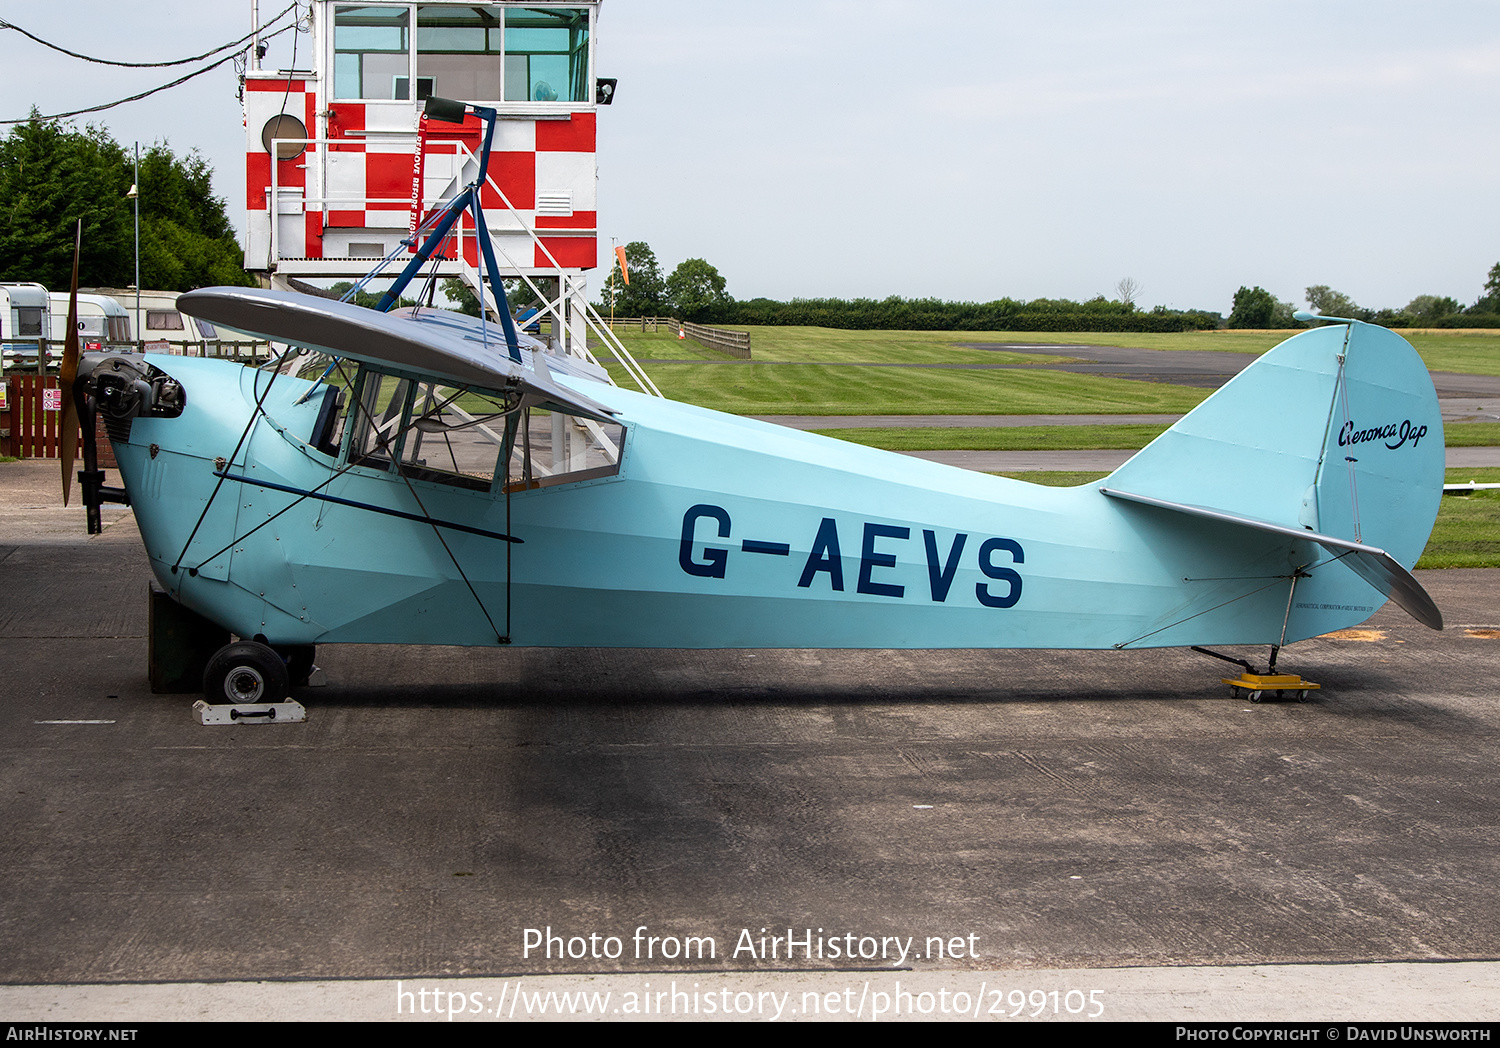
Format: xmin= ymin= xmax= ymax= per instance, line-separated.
xmin=450 ymin=140 xmax=662 ymax=397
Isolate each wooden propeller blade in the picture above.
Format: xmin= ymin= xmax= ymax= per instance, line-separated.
xmin=60 ymin=220 xmax=82 ymax=507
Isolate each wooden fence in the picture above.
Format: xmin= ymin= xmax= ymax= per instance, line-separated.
xmin=1 ymin=339 xmax=270 ymax=461
xmin=2 ymin=373 xmax=61 ymax=458
xmin=603 ymin=316 xmax=676 ymax=333
xmin=676 ymin=320 xmax=751 ymax=359
xmin=2 ymin=374 xmax=117 ymax=464
xmin=602 ymin=317 xmax=752 ymax=358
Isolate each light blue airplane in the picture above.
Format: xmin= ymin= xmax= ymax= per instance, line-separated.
xmin=66 ymin=99 xmax=1443 ymax=707
xmin=71 ymin=292 xmax=1443 ymax=705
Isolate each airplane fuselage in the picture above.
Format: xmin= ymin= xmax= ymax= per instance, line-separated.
xmin=117 ymin=349 xmax=1408 ymax=653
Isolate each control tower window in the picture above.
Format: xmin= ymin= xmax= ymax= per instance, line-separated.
xmin=334 ymin=5 xmax=411 ymax=100
xmin=503 ymin=7 xmax=590 ymax=102
xmin=416 ymin=4 xmax=504 ymax=101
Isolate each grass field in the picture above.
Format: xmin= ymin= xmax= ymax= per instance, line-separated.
xmin=603 ymin=324 xmax=1500 ymax=414
xmin=605 ymin=326 xmax=1068 ymax=365
xmin=605 ymin=324 xmax=1500 ymax=379
xmin=944 ymin=327 xmax=1500 ymax=376
xmin=605 ymin=359 xmax=1210 ymax=416
xmin=812 ymin=421 xmax=1499 ymax=452
xmin=604 ymin=329 xmax=1209 ymax=416
xmin=1422 ymin=468 xmax=1500 ymax=568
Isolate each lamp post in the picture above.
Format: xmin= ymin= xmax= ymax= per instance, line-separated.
xmin=127 ymin=143 xmax=139 ymax=347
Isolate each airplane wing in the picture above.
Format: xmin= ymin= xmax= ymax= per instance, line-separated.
xmin=1100 ymin=486 xmax=1443 ymax=630
xmin=177 ymin=287 xmax=616 ymax=420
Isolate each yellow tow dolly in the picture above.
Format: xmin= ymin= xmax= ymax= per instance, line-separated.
xmin=1220 ymin=672 xmax=1320 ymax=703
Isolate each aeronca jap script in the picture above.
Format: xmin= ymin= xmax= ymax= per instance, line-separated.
xmin=1338 ymin=418 xmax=1430 ymax=451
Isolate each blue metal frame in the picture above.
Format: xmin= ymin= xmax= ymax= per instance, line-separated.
xmin=374 ymin=102 xmax=522 ymax=362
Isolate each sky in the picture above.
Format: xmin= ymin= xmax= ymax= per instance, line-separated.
xmin=2 ymin=1 xmax=1497 ymax=315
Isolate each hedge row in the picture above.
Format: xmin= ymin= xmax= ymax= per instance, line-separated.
xmin=699 ymin=297 xmax=1220 ymax=332
xmin=1378 ymin=312 xmax=1500 ymax=329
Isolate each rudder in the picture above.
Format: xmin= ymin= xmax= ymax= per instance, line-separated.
xmin=1102 ymin=321 xmax=1444 ymax=632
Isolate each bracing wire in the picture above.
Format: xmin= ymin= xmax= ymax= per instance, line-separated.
xmin=0 ymin=10 xmax=300 ymax=125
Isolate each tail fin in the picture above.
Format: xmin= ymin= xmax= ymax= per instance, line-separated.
xmin=1101 ymin=321 xmax=1444 ymax=630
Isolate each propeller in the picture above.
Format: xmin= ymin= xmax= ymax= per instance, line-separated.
xmin=59 ymin=219 xmax=82 ymax=506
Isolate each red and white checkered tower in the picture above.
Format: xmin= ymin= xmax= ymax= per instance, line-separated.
xmin=243 ymin=1 xmax=606 ymax=357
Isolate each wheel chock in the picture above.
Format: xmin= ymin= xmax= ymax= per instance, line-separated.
xmin=1222 ymin=673 xmax=1320 ymax=703
xmin=193 ymin=699 xmax=307 ymax=725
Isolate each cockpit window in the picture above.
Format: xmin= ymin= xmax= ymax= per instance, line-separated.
xmin=340 ymin=365 xmax=621 ymax=492
xmin=397 ymin=381 xmax=515 ymax=490
xmin=347 ymin=370 xmax=410 ymax=469
xmin=504 ymin=403 xmax=622 ymax=490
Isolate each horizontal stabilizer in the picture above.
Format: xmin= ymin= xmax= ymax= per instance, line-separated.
xmin=1100 ymin=487 xmax=1443 ymax=630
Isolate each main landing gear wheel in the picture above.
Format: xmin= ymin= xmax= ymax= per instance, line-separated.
xmin=203 ymin=642 xmax=290 ymax=705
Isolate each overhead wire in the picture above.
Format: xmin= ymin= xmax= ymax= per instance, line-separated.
xmin=0 ymin=8 xmax=300 ymax=125
xmin=0 ymin=5 xmax=296 ymax=68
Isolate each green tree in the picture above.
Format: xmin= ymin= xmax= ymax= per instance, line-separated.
xmin=1228 ymin=286 xmax=1277 ymax=328
xmin=601 ymin=241 xmax=666 ymax=316
xmin=1268 ymin=299 xmax=1301 ymax=328
xmin=0 ymin=116 xmax=251 ymax=292
xmin=665 ymin=257 xmax=729 ymax=321
xmin=440 ymin=275 xmax=546 ymax=319
xmin=1404 ymin=294 xmax=1461 ymax=322
xmin=136 ymin=143 xmax=255 ymax=291
xmin=1305 ymin=285 xmax=1364 ymax=319
xmin=0 ymin=115 xmax=132 ymax=287
xmin=326 ymin=281 xmax=407 ymax=310
xmin=440 ymin=277 xmax=481 ymax=316
xmin=1475 ymin=262 xmax=1500 ymax=312
xmin=504 ymin=275 xmax=548 ymax=314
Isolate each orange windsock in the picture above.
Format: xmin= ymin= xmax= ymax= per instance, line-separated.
xmin=615 ymin=245 xmax=630 ymax=285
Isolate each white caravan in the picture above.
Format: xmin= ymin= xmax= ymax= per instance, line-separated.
xmin=0 ymin=283 xmax=52 ymax=369
xmin=90 ymin=288 xmax=262 ymax=356
xmin=49 ymin=292 xmax=133 ymax=347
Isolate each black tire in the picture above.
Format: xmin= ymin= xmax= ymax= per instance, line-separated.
xmin=278 ymin=645 xmax=316 ymax=687
xmin=1248 ymin=690 xmax=1264 ymax=703
xmin=203 ymin=642 xmax=289 ymax=705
